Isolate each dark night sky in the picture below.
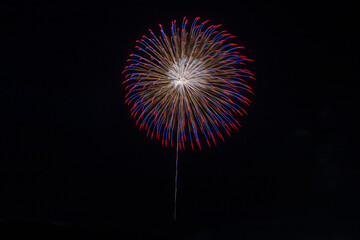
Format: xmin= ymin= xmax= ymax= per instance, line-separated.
xmin=1 ymin=1 xmax=359 ymax=239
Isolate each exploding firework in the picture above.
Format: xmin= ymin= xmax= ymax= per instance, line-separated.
xmin=122 ymin=17 xmax=255 ymax=220
xmin=123 ymin=17 xmax=255 ymax=151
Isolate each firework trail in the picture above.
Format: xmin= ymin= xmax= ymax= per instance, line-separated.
xmin=123 ymin=17 xmax=255 ymax=220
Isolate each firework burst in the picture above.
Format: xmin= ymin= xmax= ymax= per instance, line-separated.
xmin=123 ymin=17 xmax=254 ymax=151
xmin=123 ymin=16 xmax=255 ymax=220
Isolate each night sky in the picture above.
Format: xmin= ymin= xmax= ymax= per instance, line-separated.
xmin=1 ymin=1 xmax=358 ymax=239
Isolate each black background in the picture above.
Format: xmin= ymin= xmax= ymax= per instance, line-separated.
xmin=1 ymin=1 xmax=358 ymax=239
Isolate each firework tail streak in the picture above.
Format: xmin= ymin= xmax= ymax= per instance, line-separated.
xmin=122 ymin=17 xmax=255 ymax=221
